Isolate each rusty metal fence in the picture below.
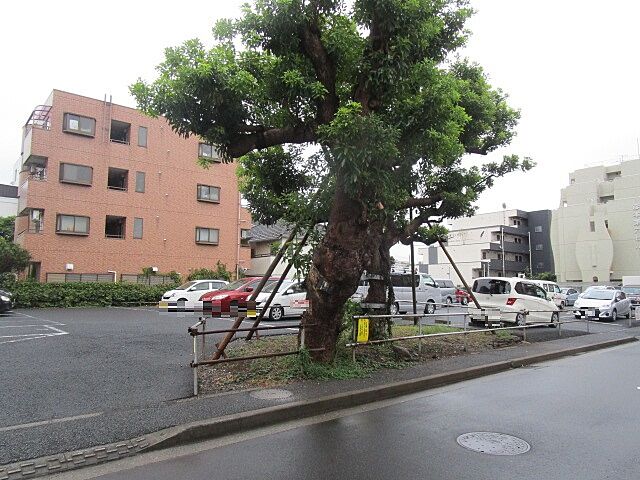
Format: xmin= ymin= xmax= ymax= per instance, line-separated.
xmin=347 ymin=302 xmax=637 ymax=361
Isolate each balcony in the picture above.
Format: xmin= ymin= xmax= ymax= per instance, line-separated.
xmin=489 ymin=241 xmax=530 ymax=255
xmin=488 ymin=259 xmax=529 ymax=274
xmin=21 ymin=105 xmax=51 ymax=169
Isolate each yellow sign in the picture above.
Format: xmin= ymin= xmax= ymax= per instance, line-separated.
xmin=357 ymin=318 xmax=370 ymax=343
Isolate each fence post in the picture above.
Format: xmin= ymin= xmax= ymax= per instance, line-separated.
xmin=418 ymin=314 xmax=423 ymax=355
xmin=192 ymin=334 xmax=198 ymax=396
xmin=201 ymin=318 xmax=206 ymax=358
xmin=558 ymin=315 xmax=562 ymax=338
xmin=462 ymin=308 xmax=467 ymax=352
xmin=523 ymin=313 xmax=527 ymax=343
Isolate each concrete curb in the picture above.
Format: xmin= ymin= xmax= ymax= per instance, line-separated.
xmin=145 ymin=335 xmax=637 ymax=452
xmin=2 ymin=335 xmax=635 ymax=479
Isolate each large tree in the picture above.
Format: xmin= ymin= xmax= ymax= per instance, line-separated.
xmin=132 ymin=0 xmax=531 ymax=361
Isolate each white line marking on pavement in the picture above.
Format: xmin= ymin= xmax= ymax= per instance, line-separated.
xmin=0 ymin=324 xmax=69 ymax=345
xmin=9 ymin=312 xmax=66 ymax=325
xmin=0 ymin=412 xmax=103 ymax=433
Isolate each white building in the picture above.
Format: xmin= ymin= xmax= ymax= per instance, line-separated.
xmin=419 ymin=209 xmax=553 ymax=284
xmin=551 ymin=158 xmax=640 ymax=283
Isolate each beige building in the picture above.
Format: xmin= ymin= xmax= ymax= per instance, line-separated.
xmin=551 ymin=159 xmax=640 ymax=283
xmin=15 ymin=90 xmax=252 ymax=281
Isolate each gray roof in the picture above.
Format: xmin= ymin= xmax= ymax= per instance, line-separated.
xmin=249 ymin=223 xmax=293 ymax=244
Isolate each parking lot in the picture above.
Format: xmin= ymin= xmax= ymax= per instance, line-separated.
xmin=0 ymin=304 xmax=633 ymax=465
xmin=0 ymin=306 xmax=299 ymax=464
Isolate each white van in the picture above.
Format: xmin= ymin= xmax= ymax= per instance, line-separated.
xmin=530 ymin=280 xmax=566 ymax=309
xmin=469 ymin=277 xmax=559 ymax=326
xmin=351 ymin=272 xmax=441 ymax=315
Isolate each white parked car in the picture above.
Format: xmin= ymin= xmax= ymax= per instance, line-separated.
xmin=255 ymin=280 xmax=308 ymax=320
xmin=161 ymin=279 xmax=228 ymax=305
xmin=573 ymin=288 xmax=632 ymax=321
xmin=469 ymin=277 xmax=559 ymax=326
xmin=530 ymin=280 xmax=567 ymax=309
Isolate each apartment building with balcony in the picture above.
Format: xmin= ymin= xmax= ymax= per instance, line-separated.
xmin=419 ymin=209 xmax=554 ymax=283
xmin=15 ymin=90 xmax=251 ymax=281
xmin=551 ymin=158 xmax=640 ymax=283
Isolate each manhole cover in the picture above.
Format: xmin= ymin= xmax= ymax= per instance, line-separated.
xmin=457 ymin=432 xmax=530 ymax=455
xmin=249 ymin=388 xmax=293 ymax=400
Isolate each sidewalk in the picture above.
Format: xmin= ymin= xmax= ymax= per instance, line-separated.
xmin=1 ymin=327 xmax=638 ymax=479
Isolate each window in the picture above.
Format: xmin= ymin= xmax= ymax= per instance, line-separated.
xmin=496 ymin=234 xmax=501 ymax=241
xmin=28 ymin=209 xmax=44 ymax=233
xmin=240 ymin=228 xmax=251 ymax=246
xmin=604 ymin=219 xmax=609 ymax=228
xmin=570 ymin=178 xmax=575 ymax=184
xmin=56 ymin=214 xmax=90 ymax=235
xmin=59 ymin=163 xmax=92 ymax=186
xmin=563 ymin=200 xmax=568 ymax=207
xmin=63 ymin=113 xmax=96 ymax=137
xmin=472 ymin=279 xmax=511 ymax=295
xmin=192 ymin=282 xmax=212 ymax=291
xmin=108 ymin=167 xmax=128 ymax=191
xmin=589 ymin=221 xmax=595 ymax=232
xmin=288 ymin=282 xmax=307 ymax=294
xmin=513 ymin=219 xmax=521 ymax=227
xmin=482 ymin=251 xmax=487 ymax=259
xmin=498 ymin=253 xmax=503 ymax=260
xmin=110 ymin=120 xmax=131 ymax=144
xmin=515 ymin=255 xmax=523 ymax=262
xmin=138 ymin=126 xmax=148 ymax=147
xmin=105 ymin=216 xmax=126 ymax=239
xmin=197 ymin=184 xmax=220 ymax=203
xmin=135 ymin=171 xmax=145 ymax=193
xmin=514 ymin=237 xmax=522 ymax=244
xmin=198 ymin=143 xmax=221 ymax=162
xmin=599 ymin=195 xmax=614 ymax=204
xmin=535 ymin=244 xmax=543 ymax=251
xmin=534 ymin=226 xmax=542 ymax=233
xmin=606 ymin=171 xmax=621 ymax=181
xmin=133 ymin=218 xmax=143 ymax=239
xmin=195 ymin=227 xmax=219 ymax=245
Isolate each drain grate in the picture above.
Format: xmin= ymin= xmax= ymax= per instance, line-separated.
xmin=249 ymin=388 xmax=293 ymax=400
xmin=457 ymin=432 xmax=530 ymax=455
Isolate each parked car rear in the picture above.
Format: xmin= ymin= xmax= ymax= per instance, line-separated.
xmin=469 ymin=277 xmax=559 ymax=326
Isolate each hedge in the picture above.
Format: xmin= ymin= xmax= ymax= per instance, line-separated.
xmin=0 ymin=280 xmax=177 ymax=309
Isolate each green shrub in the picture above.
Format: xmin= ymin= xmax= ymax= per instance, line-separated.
xmin=8 ymin=281 xmax=176 ymax=308
xmin=187 ymin=261 xmax=232 ymax=282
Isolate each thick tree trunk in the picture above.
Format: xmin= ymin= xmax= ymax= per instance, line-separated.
xmin=303 ymin=186 xmax=369 ymax=362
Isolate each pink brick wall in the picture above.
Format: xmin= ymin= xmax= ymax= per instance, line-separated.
xmin=16 ymin=90 xmax=252 ymax=280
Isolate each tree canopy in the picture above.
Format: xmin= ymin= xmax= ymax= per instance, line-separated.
xmin=132 ymin=0 xmax=533 ymax=360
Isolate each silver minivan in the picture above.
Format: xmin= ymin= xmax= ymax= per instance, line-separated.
xmin=351 ymin=273 xmax=441 ymax=314
xmin=390 ymin=272 xmax=441 ymax=315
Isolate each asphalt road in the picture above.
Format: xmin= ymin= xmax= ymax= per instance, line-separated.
xmin=73 ymin=341 xmax=640 ymax=480
xmin=0 ymin=307 xmax=298 ymax=464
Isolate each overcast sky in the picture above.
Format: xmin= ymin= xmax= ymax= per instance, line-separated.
xmin=2 ymin=0 xmax=639 ymax=261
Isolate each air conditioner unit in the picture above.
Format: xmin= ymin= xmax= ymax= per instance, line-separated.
xmin=517 ymin=273 xmax=526 ymax=278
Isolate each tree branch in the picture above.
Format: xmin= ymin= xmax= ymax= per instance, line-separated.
xmin=400 ymin=194 xmax=442 ymax=210
xmin=299 ymin=4 xmax=338 ymax=124
xmin=228 ymin=125 xmax=316 ymax=158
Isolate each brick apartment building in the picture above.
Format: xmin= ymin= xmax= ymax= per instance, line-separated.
xmin=15 ymin=90 xmax=251 ymax=282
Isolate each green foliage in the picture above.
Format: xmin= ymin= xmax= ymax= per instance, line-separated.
xmin=0 ymin=237 xmax=30 ymax=273
xmin=7 ymin=282 xmax=174 ymax=308
xmin=187 ymin=261 xmax=233 ymax=282
xmin=0 ymin=216 xmax=15 ymax=242
xmin=532 ymin=271 xmax=557 ymax=282
xmin=132 ymin=0 xmax=531 ymax=238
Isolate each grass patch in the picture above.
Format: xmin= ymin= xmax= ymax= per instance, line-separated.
xmin=198 ymin=324 xmax=520 ymax=394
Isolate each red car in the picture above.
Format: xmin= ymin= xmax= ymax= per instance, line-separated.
xmin=455 ymin=288 xmax=472 ymax=305
xmin=199 ymin=277 xmax=277 ymax=313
